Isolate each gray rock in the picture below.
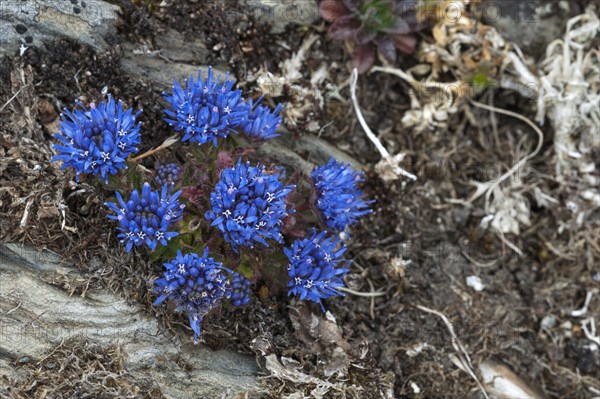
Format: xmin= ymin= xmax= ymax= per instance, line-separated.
xmin=0 ymin=243 xmax=259 ymax=398
xmin=480 ymin=0 xmax=565 ymax=59
xmin=0 ymin=0 xmax=120 ymax=59
xmin=119 ymin=33 xmax=228 ymax=91
xmin=253 ymin=128 xmax=364 ymax=177
xmin=120 ymin=49 xmax=216 ymax=92
xmin=243 ymin=0 xmax=319 ymax=34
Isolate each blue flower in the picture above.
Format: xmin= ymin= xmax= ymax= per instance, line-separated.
xmin=51 ymin=96 xmax=142 ymax=183
xmin=104 ymin=182 xmax=184 ymax=252
xmin=155 ymin=163 xmax=181 ymax=186
xmin=163 ymin=67 xmax=247 ymax=146
xmin=240 ymin=99 xmax=283 ymax=142
xmin=285 ymin=229 xmax=349 ymax=312
xmin=229 ymin=272 xmax=251 ymax=307
xmin=311 ymin=158 xmax=373 ymax=232
xmin=154 ymin=250 xmax=232 ymax=344
xmin=205 ymin=159 xmax=295 ymax=251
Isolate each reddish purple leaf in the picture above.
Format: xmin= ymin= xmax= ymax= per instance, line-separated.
xmin=352 ymin=44 xmax=376 ymax=74
xmin=341 ymin=0 xmax=361 ymax=13
xmin=377 ymin=36 xmax=397 ymax=64
xmin=382 ymin=18 xmax=411 ymax=34
xmin=319 ymin=0 xmax=350 ymax=22
xmin=328 ymin=16 xmax=360 ymax=40
xmin=355 ymin=28 xmax=377 ymax=45
xmin=392 ymin=34 xmax=417 ymax=54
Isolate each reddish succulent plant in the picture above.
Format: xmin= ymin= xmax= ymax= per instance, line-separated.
xmin=319 ymin=0 xmax=428 ymax=73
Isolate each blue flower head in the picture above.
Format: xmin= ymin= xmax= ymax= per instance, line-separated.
xmin=51 ymin=95 xmax=142 ymax=183
xmin=155 ymin=163 xmax=181 ymax=186
xmin=240 ymin=99 xmax=283 ymax=142
xmin=311 ymin=158 xmax=373 ymax=232
xmin=104 ymin=182 xmax=184 ymax=252
xmin=285 ymin=229 xmax=350 ymax=312
xmin=229 ymin=272 xmax=251 ymax=307
xmin=154 ymin=249 xmax=232 ymax=344
xmin=163 ymin=67 xmax=247 ymax=146
xmin=205 ymin=159 xmax=295 ymax=251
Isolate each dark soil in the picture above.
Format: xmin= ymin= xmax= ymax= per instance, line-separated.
xmin=0 ymin=1 xmax=598 ymax=398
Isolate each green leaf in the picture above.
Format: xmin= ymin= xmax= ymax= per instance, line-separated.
xmin=469 ymin=64 xmax=498 ymax=93
xmin=149 ymin=233 xmax=192 ymax=262
xmin=124 ymin=162 xmax=144 ymax=190
xmin=237 ymin=254 xmax=255 ymax=280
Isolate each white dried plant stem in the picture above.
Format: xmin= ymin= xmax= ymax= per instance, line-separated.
xmin=0 ymin=86 xmax=28 ymax=114
xmin=19 ymin=197 xmax=34 ymax=228
xmin=350 ymin=69 xmax=390 ymax=158
xmin=349 ymin=69 xmax=417 ymax=181
xmin=415 ymin=304 xmax=490 ymax=399
xmin=372 ymin=65 xmax=456 ymax=100
xmin=536 ymin=10 xmax=599 ymax=173
xmin=129 ymin=134 xmax=179 ymax=162
xmin=581 ymin=317 xmax=600 ymax=346
xmin=337 ymin=286 xmax=386 ymax=297
xmin=466 ymin=101 xmax=544 ymax=210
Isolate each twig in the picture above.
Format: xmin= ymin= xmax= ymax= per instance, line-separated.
xmin=337 ymin=286 xmax=386 ymax=297
xmin=74 ymin=67 xmax=83 ymax=93
xmin=466 ymin=100 xmax=544 ymax=210
xmin=581 ymin=318 xmax=600 ymax=346
xmin=415 ymin=304 xmax=490 ymax=399
xmin=458 ymin=240 xmax=498 ymax=268
xmin=372 ymin=65 xmax=458 ymax=92
xmin=497 ymin=230 xmax=523 ymax=257
xmin=0 ymin=85 xmax=28 ymax=114
xmin=349 ymin=69 xmax=390 ymax=158
xmin=6 ymin=302 xmax=22 ymax=315
xmin=571 ymin=291 xmax=594 ymax=317
xmin=36 ymin=339 xmax=65 ymax=366
xmin=19 ymin=197 xmax=35 ymax=228
xmin=367 ymin=278 xmax=376 ymax=320
xmin=129 ymin=134 xmax=179 ymax=162
xmin=349 ymin=69 xmax=417 ymax=181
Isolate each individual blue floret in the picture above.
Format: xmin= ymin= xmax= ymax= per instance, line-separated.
xmin=163 ymin=67 xmax=247 ymax=146
xmin=104 ymin=182 xmax=184 ymax=252
xmin=311 ymin=158 xmax=373 ymax=232
xmin=205 ymin=159 xmax=295 ymax=251
xmin=155 ymin=163 xmax=181 ymax=186
xmin=240 ymin=99 xmax=283 ymax=142
xmin=228 ymin=272 xmax=251 ymax=307
xmin=51 ymin=95 xmax=142 ymax=183
xmin=154 ymin=249 xmax=231 ymax=344
xmin=285 ymin=229 xmax=350 ymax=312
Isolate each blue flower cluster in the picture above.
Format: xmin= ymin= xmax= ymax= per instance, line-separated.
xmin=52 ymin=96 xmax=142 ymax=183
xmin=104 ymin=182 xmax=185 ymax=252
xmin=52 ymin=66 xmax=376 ymax=344
xmin=163 ymin=67 xmax=285 ymax=146
xmin=153 ymin=250 xmax=250 ymax=343
xmin=163 ymin=67 xmax=247 ymax=146
xmin=205 ymin=160 xmax=295 ymax=251
xmin=240 ymin=100 xmax=283 ymax=142
xmin=155 ymin=163 xmax=181 ymax=186
xmin=311 ymin=158 xmax=373 ymax=232
xmin=285 ymin=229 xmax=349 ymax=312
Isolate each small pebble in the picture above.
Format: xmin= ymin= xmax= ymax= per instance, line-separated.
xmin=16 ymin=356 xmax=30 ymax=365
xmin=540 ymin=315 xmax=556 ymax=330
xmin=466 ymin=275 xmax=485 ymax=291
